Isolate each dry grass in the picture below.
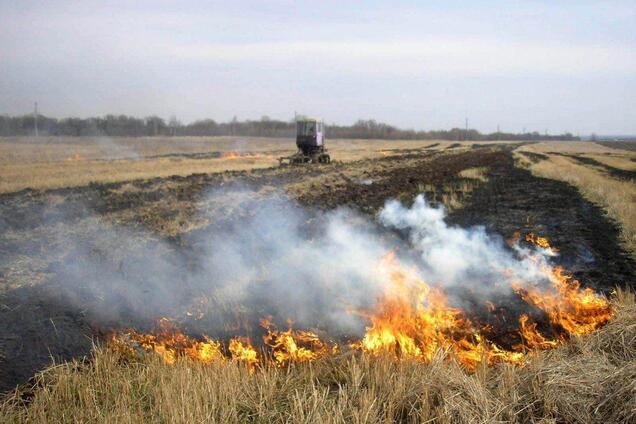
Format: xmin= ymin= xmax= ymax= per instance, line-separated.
xmin=527 ymin=141 xmax=627 ymax=155
xmin=584 ymin=153 xmax=636 ymax=171
xmin=0 ymin=156 xmax=277 ymax=193
xmin=1 ymin=290 xmax=633 ymax=423
xmin=457 ymin=166 xmax=489 ymax=182
xmin=515 ymin=144 xmax=636 ymax=256
xmin=521 ymin=140 xmax=636 ymax=172
xmin=0 ymin=137 xmax=455 ymax=193
xmin=418 ymin=167 xmax=490 ymax=212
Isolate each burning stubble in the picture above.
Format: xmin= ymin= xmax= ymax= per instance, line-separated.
xmin=46 ymin=187 xmax=612 ymax=369
xmin=72 ymin=188 xmax=612 ymax=370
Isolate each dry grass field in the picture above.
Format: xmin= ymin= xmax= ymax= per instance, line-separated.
xmin=0 ymin=136 xmax=475 ymax=193
xmin=1 ymin=139 xmax=635 ymax=423
xmin=515 ymin=141 xmax=636 ymax=256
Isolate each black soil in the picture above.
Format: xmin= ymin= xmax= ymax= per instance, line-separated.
xmin=447 ymin=152 xmax=635 ymax=292
xmin=296 ymin=149 xmax=507 ymax=212
xmin=595 ymin=141 xmax=636 ymax=152
xmin=517 ymin=151 xmax=549 ymax=163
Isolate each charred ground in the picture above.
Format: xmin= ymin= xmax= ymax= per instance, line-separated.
xmin=0 ymin=144 xmax=634 ymax=393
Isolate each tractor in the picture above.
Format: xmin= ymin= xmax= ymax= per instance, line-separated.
xmin=279 ymin=118 xmax=331 ymax=165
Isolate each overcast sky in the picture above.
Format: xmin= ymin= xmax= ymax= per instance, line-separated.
xmin=1 ymin=0 xmax=635 ymax=134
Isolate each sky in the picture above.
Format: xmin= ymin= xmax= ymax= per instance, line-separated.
xmin=1 ymin=0 xmax=635 ymax=134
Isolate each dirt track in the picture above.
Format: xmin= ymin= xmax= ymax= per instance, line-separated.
xmin=0 ymin=145 xmax=634 ymax=393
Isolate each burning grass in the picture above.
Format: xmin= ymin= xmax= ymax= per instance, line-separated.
xmin=1 ymin=290 xmax=633 ymax=423
xmin=100 ymin=238 xmax=612 ymax=373
xmin=1 ymin=142 xmax=633 ymax=422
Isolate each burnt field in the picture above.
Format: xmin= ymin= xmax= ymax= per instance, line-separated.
xmin=0 ymin=143 xmax=634 ymax=395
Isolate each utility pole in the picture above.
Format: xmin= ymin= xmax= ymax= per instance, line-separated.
xmin=169 ymin=114 xmax=178 ymax=136
xmin=497 ymin=124 xmax=500 ymax=141
xmin=33 ymin=102 xmax=39 ymax=137
xmin=464 ymin=116 xmax=468 ymax=141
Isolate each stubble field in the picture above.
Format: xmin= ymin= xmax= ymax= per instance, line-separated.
xmin=0 ymin=137 xmax=635 ymax=423
xmin=0 ymin=136 xmax=476 ymax=193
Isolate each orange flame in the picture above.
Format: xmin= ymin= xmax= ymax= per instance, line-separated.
xmin=517 ymin=314 xmax=559 ymax=349
xmin=514 ymin=266 xmax=613 ymax=336
xmin=222 ymin=151 xmax=241 ymax=160
xmin=228 ymin=338 xmax=258 ymax=371
xmin=110 ymin=235 xmax=612 ymax=371
xmin=261 ymin=318 xmax=333 ymax=366
xmin=66 ymin=153 xmax=84 ymax=162
xmin=526 ymin=233 xmax=559 ymax=255
xmin=351 ymin=253 xmax=526 ymax=368
xmin=126 ymin=318 xmax=224 ymax=364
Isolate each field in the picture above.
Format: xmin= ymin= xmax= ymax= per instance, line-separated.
xmin=0 ymin=137 xmax=635 ymax=422
xmin=0 ymin=136 xmax=474 ymax=193
xmin=515 ymin=142 xmax=636 ymax=255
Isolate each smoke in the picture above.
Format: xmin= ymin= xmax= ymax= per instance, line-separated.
xmin=94 ymin=136 xmax=140 ymax=160
xmin=380 ymin=195 xmax=551 ymax=295
xmin=48 ymin=187 xmax=557 ymax=340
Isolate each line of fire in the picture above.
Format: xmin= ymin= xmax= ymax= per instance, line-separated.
xmin=109 ymin=233 xmax=613 ymax=372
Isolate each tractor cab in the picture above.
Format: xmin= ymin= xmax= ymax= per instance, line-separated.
xmin=279 ymin=118 xmax=330 ymax=165
xmin=296 ymin=119 xmax=324 ymax=155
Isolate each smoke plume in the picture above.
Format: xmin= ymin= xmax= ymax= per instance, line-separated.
xmin=50 ymin=187 xmax=557 ymax=339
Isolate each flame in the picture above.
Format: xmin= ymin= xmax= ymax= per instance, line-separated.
xmin=352 ymin=253 xmax=462 ymax=360
xmin=228 ymin=338 xmax=258 ymax=371
xmin=261 ymin=318 xmax=333 ymax=366
xmin=351 ymin=253 xmax=525 ymax=368
xmin=222 ymin=151 xmax=241 ymax=160
xmin=66 ymin=153 xmax=84 ymax=161
xmin=220 ymin=151 xmax=268 ymax=161
xmin=517 ymin=314 xmax=559 ymax=349
xmin=126 ymin=318 xmax=224 ymax=364
xmin=221 ymin=152 xmax=241 ymax=160
xmin=110 ymin=235 xmax=612 ymax=371
xmin=514 ymin=266 xmax=613 ymax=336
xmin=526 ymin=233 xmax=558 ymax=255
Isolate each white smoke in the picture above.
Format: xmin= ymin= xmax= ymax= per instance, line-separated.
xmin=380 ymin=195 xmax=551 ymax=294
xmin=49 ymin=187 xmax=556 ymax=338
xmin=94 ymin=136 xmax=140 ymax=160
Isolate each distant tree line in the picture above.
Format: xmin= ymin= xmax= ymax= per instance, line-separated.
xmin=0 ymin=114 xmax=579 ymax=141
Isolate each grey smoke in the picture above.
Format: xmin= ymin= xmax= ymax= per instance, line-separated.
xmin=94 ymin=136 xmax=140 ymax=160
